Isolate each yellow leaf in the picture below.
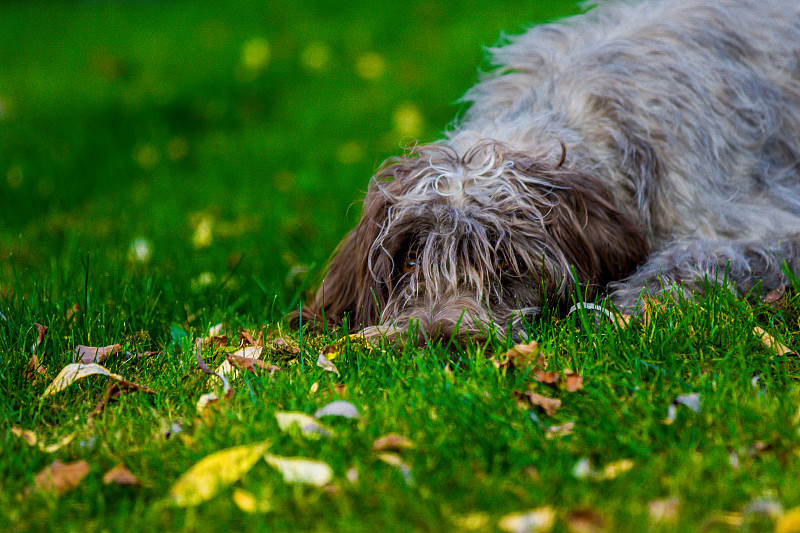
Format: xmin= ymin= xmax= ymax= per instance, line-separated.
xmin=777 ymin=507 xmax=800 ymax=533
xmin=169 ymin=441 xmax=271 ymax=506
xmin=264 ymin=454 xmax=333 ymax=486
xmin=601 ymin=459 xmax=634 ymax=480
xmin=42 ymin=363 xmax=125 ymax=398
xmin=232 ymin=487 xmax=272 ymax=514
xmin=498 ymin=507 xmax=556 ymax=533
xmin=754 ymin=326 xmax=793 ymax=356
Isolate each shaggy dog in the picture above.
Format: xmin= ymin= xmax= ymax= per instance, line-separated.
xmin=298 ymin=0 xmax=800 ymax=342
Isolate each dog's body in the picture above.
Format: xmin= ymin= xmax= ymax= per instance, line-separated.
xmin=302 ymin=0 xmax=800 ymax=341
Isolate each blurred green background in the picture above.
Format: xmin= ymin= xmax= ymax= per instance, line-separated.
xmin=0 ymin=0 xmax=580 ymax=324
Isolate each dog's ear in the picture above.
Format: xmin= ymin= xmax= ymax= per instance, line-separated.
xmin=544 ymin=167 xmax=649 ymax=300
xmin=296 ymin=182 xmax=395 ymax=332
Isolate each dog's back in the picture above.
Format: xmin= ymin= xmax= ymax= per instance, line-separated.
xmin=461 ymin=0 xmax=800 ymax=245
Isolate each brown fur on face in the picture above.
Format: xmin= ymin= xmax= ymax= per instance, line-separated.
xmin=294 ymin=141 xmax=649 ymax=341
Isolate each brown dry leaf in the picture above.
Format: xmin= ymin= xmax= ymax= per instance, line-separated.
xmin=640 ymin=297 xmax=667 ymax=328
xmin=566 ymin=508 xmax=609 ymax=533
xmin=754 ymin=326 xmax=793 ymax=356
xmin=91 ymin=379 xmax=156 ymax=418
xmin=333 ymin=383 xmax=347 ymax=397
xmin=215 ymin=345 xmax=264 ymax=379
xmin=373 ymin=434 xmax=415 ymax=452
xmin=776 ymin=507 xmax=800 ymax=533
xmin=227 ymin=353 xmax=279 ymax=375
xmin=763 ymin=284 xmax=787 ymax=307
xmin=34 ymin=460 xmax=90 ymax=495
xmin=495 ymin=340 xmax=543 ymax=372
xmin=524 ymin=392 xmax=561 ymax=416
xmin=75 ymin=344 xmax=123 ymax=364
xmin=648 ymin=496 xmax=680 ymax=522
xmin=498 ymin=506 xmax=556 ymax=533
xmin=25 ymin=353 xmax=48 ymax=382
xmin=102 ymin=464 xmax=140 ymax=486
xmin=534 ymin=371 xmax=561 ymax=389
xmin=239 ymin=329 xmax=259 ymax=347
xmin=32 ymin=323 xmax=48 ymax=351
xmin=25 ymin=323 xmax=49 ymax=382
xmin=563 ymin=370 xmax=584 ymax=392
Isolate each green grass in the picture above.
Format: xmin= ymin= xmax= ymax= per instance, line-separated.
xmin=3 ymin=1 xmax=800 ymax=531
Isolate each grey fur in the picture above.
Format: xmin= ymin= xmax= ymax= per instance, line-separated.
xmin=301 ymin=0 xmax=800 ymax=342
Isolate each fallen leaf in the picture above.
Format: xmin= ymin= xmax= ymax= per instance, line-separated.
xmin=495 ymin=340 xmax=543 ymax=371
xmin=498 ymin=506 xmax=555 ymax=533
xmin=763 ymin=284 xmax=786 ymax=306
xmin=648 ymin=496 xmax=680 ymax=522
xmin=524 ymin=392 xmax=561 ymax=416
xmin=566 ymin=508 xmax=608 ymax=533
xmin=275 ymin=412 xmax=330 ymax=438
xmin=563 ymin=369 xmax=584 ymax=392
xmin=664 ymin=393 xmax=701 ymax=423
xmin=533 ymin=371 xmax=561 ymax=388
xmin=103 ymin=464 xmax=139 ymax=486
xmin=546 ymin=421 xmax=574 ymax=439
xmin=373 ymin=434 xmax=415 ymax=452
xmin=317 ymin=353 xmax=340 ymax=376
xmin=25 ymin=323 xmax=49 ymax=382
xmin=208 ymin=323 xmax=224 ymax=337
xmin=32 ymin=323 xmax=48 ymax=352
xmin=264 ymin=454 xmax=333 ymax=486
xmin=776 ymin=507 xmax=800 ymax=533
xmin=24 ymin=353 xmax=47 ymax=382
xmin=39 ymin=433 xmax=76 ymax=453
xmin=34 ymin=460 xmax=90 ymax=495
xmin=11 ymin=427 xmax=38 ymax=446
xmin=309 ymin=382 xmax=319 ymax=394
xmin=346 ymin=467 xmax=358 ymax=483
xmin=754 ymin=326 xmax=793 ymax=356
xmin=450 ymin=511 xmax=491 ymax=530
xmin=321 ymin=344 xmax=340 ymax=361
xmin=169 ymin=441 xmax=271 ymax=506
xmin=240 ymin=329 xmax=259 ymax=347
xmin=232 ymin=487 xmax=271 ymax=514
xmin=601 ymin=459 xmax=634 ymax=479
xmin=314 ymin=400 xmax=359 ymax=419
xmin=376 ymin=452 xmax=412 ymax=484
xmin=215 ymin=345 xmax=264 ymax=379
xmin=74 ymin=344 xmax=123 ymax=364
xmin=91 ymin=379 xmax=156 ymax=418
xmin=42 ymin=363 xmax=126 ymax=398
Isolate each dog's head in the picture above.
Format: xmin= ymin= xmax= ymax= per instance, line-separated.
xmin=298 ymin=137 xmax=647 ymax=342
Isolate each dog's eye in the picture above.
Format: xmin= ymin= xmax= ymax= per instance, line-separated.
xmin=402 ymin=251 xmax=418 ymax=274
xmin=496 ymin=255 xmax=510 ymax=272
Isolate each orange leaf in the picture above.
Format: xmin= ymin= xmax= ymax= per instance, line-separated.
xmin=102 ymin=464 xmax=140 ymax=486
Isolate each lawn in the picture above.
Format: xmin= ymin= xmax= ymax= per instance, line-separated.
xmin=3 ymin=1 xmax=800 ymax=531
